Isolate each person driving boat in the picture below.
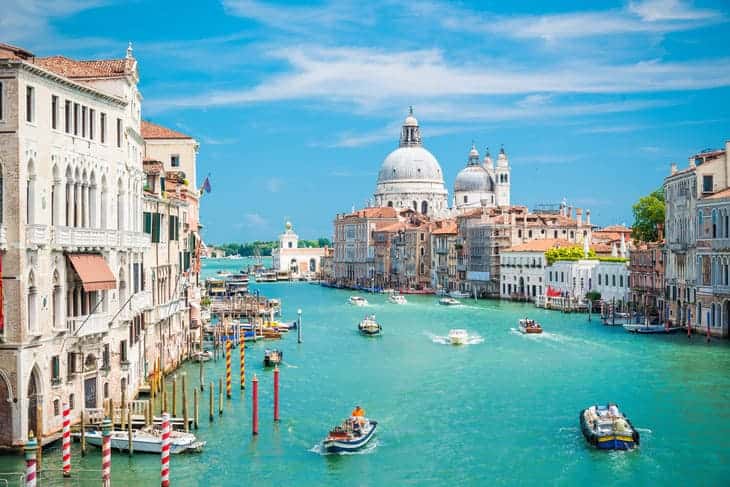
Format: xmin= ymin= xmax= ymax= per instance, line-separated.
xmin=351 ymin=405 xmax=365 ymax=417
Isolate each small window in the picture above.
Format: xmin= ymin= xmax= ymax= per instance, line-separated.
xmin=69 ymin=393 xmax=75 ymax=410
xmin=120 ymin=340 xmax=128 ymax=363
xmin=53 ymin=399 xmax=60 ymax=416
xmin=288 ymin=241 xmax=293 ymax=248
xmin=703 ymin=175 xmax=713 ymax=193
xmin=26 ymin=86 xmax=35 ymax=123
xmin=81 ymin=106 xmax=87 ymax=137
xmin=73 ymin=103 xmax=79 ymax=135
xmin=51 ymin=355 xmax=60 ymax=384
xmin=171 ymin=155 xmax=180 ymax=167
xmin=100 ymin=113 xmax=107 ymax=143
xmin=51 ymin=95 xmax=58 ymax=129
xmin=104 ymin=382 xmax=110 ymax=398
xmin=103 ymin=344 xmax=111 ymax=370
xmin=116 ymin=118 xmax=122 ymax=147
xmin=89 ymin=108 xmax=95 ymax=140
xmin=0 ymin=81 xmax=4 ymax=120
xmin=64 ymin=100 xmax=71 ymax=133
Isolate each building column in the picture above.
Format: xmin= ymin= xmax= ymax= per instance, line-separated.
xmin=73 ymin=183 xmax=80 ymax=227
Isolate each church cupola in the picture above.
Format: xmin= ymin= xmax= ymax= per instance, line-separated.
xmin=468 ymin=143 xmax=480 ymax=165
xmin=399 ymin=106 xmax=423 ymax=147
xmin=483 ymin=147 xmax=494 ymax=172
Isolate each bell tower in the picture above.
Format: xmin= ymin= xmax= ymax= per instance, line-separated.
xmin=495 ymin=145 xmax=510 ymax=207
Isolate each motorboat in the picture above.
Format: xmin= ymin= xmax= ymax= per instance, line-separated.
xmin=439 ymin=297 xmax=461 ymax=306
xmin=387 ymin=293 xmax=407 ymax=305
xmin=580 ymin=404 xmax=640 ymax=450
xmin=518 ymin=318 xmax=543 ymax=334
xmin=348 ymin=296 xmax=368 ymax=306
xmin=264 ymin=349 xmax=283 ymax=367
xmin=358 ymin=315 xmax=382 ymax=336
xmin=216 ymin=271 xmax=232 ymax=278
xmin=623 ymin=323 xmax=682 ymax=334
xmin=78 ymin=427 xmax=205 ymax=454
xmin=448 ymin=329 xmax=469 ymax=345
xmin=448 ymin=290 xmax=470 ymax=298
xmin=322 ymin=415 xmax=378 ymax=453
xmin=602 ymin=312 xmax=631 ymax=326
xmin=192 ymin=350 xmax=212 ymax=362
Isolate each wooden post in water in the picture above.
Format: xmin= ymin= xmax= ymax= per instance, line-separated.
xmin=199 ymin=326 xmax=205 ymax=391
xmin=209 ymin=382 xmax=214 ymax=422
xmin=145 ymin=401 xmax=152 ymax=427
xmin=121 ymin=386 xmax=127 ymax=431
xmin=80 ymin=410 xmax=87 ymax=456
xmin=162 ymin=386 xmax=167 ymax=416
xmin=193 ymin=388 xmax=199 ymax=429
xmin=172 ymin=377 xmax=177 ymax=417
xmin=182 ymin=374 xmax=189 ymax=432
xmin=218 ymin=377 xmax=223 ymax=416
xmin=127 ymin=409 xmax=133 ymax=456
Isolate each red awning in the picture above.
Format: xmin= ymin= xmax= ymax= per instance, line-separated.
xmin=67 ymin=254 xmax=117 ymax=292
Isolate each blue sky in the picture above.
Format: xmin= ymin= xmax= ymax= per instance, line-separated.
xmin=4 ymin=0 xmax=730 ymax=244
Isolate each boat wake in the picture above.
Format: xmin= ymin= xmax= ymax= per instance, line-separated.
xmin=309 ymin=440 xmax=379 ymax=456
xmin=282 ymin=361 xmax=298 ymax=369
xmin=425 ymin=331 xmax=484 ymax=345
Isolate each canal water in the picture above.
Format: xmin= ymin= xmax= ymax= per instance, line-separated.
xmin=2 ymin=257 xmax=729 ymax=486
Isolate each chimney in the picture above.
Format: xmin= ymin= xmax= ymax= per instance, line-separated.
xmin=576 ymin=208 xmax=583 ymax=226
xmin=671 ymin=163 xmax=678 ymax=175
xmin=586 ymin=209 xmax=591 ymax=226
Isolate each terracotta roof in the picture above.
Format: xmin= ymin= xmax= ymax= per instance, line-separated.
xmin=349 ymin=207 xmax=398 ymax=219
xmin=432 ymin=220 xmax=458 ymax=235
xmin=504 ymin=239 xmax=574 ymax=253
xmin=0 ymin=42 xmax=34 ymax=60
xmin=599 ymin=225 xmax=631 ymax=232
xmin=703 ymin=188 xmax=730 ymax=200
xmin=141 ymin=120 xmax=193 ymax=140
xmin=34 ymin=55 xmax=133 ymax=79
xmin=376 ymin=222 xmax=406 ymax=233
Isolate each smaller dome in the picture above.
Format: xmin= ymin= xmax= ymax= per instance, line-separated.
xmin=454 ymin=165 xmax=494 ymax=193
xmin=285 ymin=221 xmax=292 ymax=231
xmin=469 ymin=144 xmax=479 ymax=159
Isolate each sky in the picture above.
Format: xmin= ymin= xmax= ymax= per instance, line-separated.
xmin=3 ymin=0 xmax=730 ymax=244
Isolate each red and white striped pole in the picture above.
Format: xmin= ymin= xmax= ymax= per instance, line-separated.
xmin=252 ymin=375 xmax=259 ymax=435
xmin=161 ymin=412 xmax=171 ymax=487
xmin=101 ymin=418 xmax=111 ymax=487
xmin=62 ymin=402 xmax=71 ymax=477
xmin=24 ymin=432 xmax=38 ymax=487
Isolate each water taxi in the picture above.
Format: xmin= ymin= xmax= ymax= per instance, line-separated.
xmin=439 ymin=297 xmax=461 ymax=306
xmin=387 ymin=293 xmax=407 ymax=305
xmin=358 ymin=315 xmax=382 ymax=336
xmin=348 ymin=296 xmax=368 ymax=306
xmin=448 ymin=329 xmax=469 ymax=345
xmin=322 ymin=408 xmax=377 ymax=453
xmin=580 ymin=404 xmax=640 ymax=450
xmin=79 ymin=427 xmax=205 ymax=454
xmin=264 ymin=349 xmax=283 ymax=367
xmin=518 ymin=318 xmax=543 ymax=334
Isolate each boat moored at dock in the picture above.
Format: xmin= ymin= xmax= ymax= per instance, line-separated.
xmin=78 ymin=427 xmax=206 ymax=454
xmin=580 ymin=404 xmax=639 ymax=450
xmin=623 ymin=323 xmax=682 ymax=334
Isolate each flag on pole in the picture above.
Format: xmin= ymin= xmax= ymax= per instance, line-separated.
xmin=200 ymin=174 xmax=212 ymax=196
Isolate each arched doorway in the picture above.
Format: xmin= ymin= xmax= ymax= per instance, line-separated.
xmin=0 ymin=371 xmax=13 ymax=445
xmin=309 ymin=258 xmax=316 ymax=273
xmin=518 ymin=277 xmax=525 ymax=297
xmin=27 ymin=366 xmax=40 ymax=437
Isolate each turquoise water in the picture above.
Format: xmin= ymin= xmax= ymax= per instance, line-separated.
xmin=2 ymin=258 xmax=729 ymax=486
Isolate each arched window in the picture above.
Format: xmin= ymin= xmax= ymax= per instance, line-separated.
xmin=89 ymin=171 xmax=97 ymax=228
xmin=387 ymin=201 xmax=393 ymax=207
xmin=412 ymin=201 xmax=417 ymax=211
xmin=0 ymin=163 xmax=3 ymax=224
xmin=27 ymin=270 xmax=37 ymax=334
xmin=712 ymin=209 xmax=717 ymax=238
xmin=463 ymin=195 xmax=468 ymax=204
xmin=100 ymin=175 xmax=108 ymax=229
xmin=421 ymin=201 xmax=428 ymax=214
xmin=51 ymin=164 xmax=61 ymax=226
xmin=26 ymin=159 xmax=35 ymax=224
xmin=52 ymin=269 xmax=62 ymax=330
xmin=309 ymin=258 xmax=316 ymax=272
xmin=118 ymin=267 xmax=127 ymax=307
xmin=288 ymin=241 xmax=293 ymax=248
xmin=117 ymin=178 xmax=125 ymax=231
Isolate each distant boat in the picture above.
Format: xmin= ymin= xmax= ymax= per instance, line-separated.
xmin=602 ymin=312 xmax=630 ymax=326
xmin=78 ymin=428 xmax=205 ymax=454
xmin=623 ymin=323 xmax=682 ymax=334
xmin=348 ymin=296 xmax=368 ymax=306
xmin=518 ymin=318 xmax=543 ymax=334
xmin=439 ymin=297 xmax=461 ymax=306
xmin=387 ymin=293 xmax=407 ymax=305
xmin=448 ymin=329 xmax=469 ymax=345
xmin=264 ymin=349 xmax=283 ymax=367
xmin=448 ymin=290 xmax=469 ymax=298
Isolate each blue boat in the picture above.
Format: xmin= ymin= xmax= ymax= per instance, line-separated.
xmin=580 ymin=404 xmax=639 ymax=450
xmin=322 ymin=417 xmax=377 ymax=453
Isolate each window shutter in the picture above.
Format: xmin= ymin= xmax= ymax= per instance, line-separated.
xmin=152 ymin=213 xmax=161 ymax=243
xmin=143 ymin=212 xmax=152 ymax=234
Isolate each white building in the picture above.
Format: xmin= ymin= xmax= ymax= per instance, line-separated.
xmin=0 ymin=42 xmax=149 ymax=447
xmin=373 ymin=108 xmax=449 ymax=217
xmin=500 ymin=239 xmax=572 ymax=300
xmin=271 ymin=222 xmax=327 ymax=277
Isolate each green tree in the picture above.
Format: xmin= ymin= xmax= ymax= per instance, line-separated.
xmin=545 ymin=246 xmax=596 ymax=265
xmin=632 ymin=188 xmax=665 ymax=242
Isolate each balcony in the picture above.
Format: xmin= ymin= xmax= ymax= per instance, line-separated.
xmin=711 ymin=238 xmax=730 ymax=251
xmin=52 ymin=226 xmax=116 ymax=250
xmin=130 ymin=290 xmax=153 ymax=315
xmin=25 ymin=224 xmax=49 ymax=248
xmin=146 ymin=298 xmax=186 ymax=324
xmin=67 ymin=312 xmax=111 ymax=338
xmin=120 ymin=231 xmax=151 ymax=249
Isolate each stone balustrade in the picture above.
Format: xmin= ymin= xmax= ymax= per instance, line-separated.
xmin=25 ymin=224 xmax=50 ymax=248
xmin=67 ymin=312 xmax=111 ymax=337
xmin=50 ymin=226 xmax=151 ymax=250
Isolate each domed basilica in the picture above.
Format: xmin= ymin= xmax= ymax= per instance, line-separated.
xmin=373 ymin=109 xmax=510 ymax=217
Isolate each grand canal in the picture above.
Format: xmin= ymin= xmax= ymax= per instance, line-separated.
xmin=2 ymin=258 xmax=729 ymax=486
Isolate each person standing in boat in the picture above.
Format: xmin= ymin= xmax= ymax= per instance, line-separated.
xmin=351 ymin=405 xmax=365 ymax=417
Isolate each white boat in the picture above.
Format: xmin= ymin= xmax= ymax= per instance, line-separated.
xmin=448 ymin=290 xmax=469 ymax=298
xmin=192 ymin=350 xmax=212 ymax=362
xmin=322 ymin=416 xmax=378 ymax=453
xmin=623 ymin=323 xmax=682 ymax=334
xmin=387 ymin=293 xmax=407 ymax=305
xmin=216 ymin=271 xmax=232 ymax=278
xmin=448 ymin=329 xmax=469 ymax=345
xmin=602 ymin=312 xmax=631 ymax=326
xmin=348 ymin=296 xmax=368 ymax=306
xmin=439 ymin=297 xmax=461 ymax=306
xmin=78 ymin=428 xmax=205 ymax=454
xmin=358 ymin=315 xmax=382 ymax=335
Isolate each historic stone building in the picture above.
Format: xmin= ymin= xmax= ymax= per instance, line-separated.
xmin=500 ymin=239 xmax=572 ymax=301
xmin=0 ymin=43 xmax=149 ymax=447
xmin=271 ymin=221 xmax=327 ymax=278
xmin=430 ymin=219 xmax=459 ymax=292
xmin=629 ymin=237 xmax=665 ymax=324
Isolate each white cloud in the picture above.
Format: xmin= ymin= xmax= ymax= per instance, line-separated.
xmin=147 ymin=45 xmax=730 ymax=113
xmin=242 ymin=213 xmax=267 ymax=227
xmin=628 ymin=0 xmax=720 ymax=22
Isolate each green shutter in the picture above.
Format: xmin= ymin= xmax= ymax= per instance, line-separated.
xmin=152 ymin=213 xmax=161 ymax=243
xmin=143 ymin=212 xmax=152 ymax=234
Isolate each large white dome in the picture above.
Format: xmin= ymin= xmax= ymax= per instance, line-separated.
xmin=377 ymin=146 xmax=444 ymax=184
